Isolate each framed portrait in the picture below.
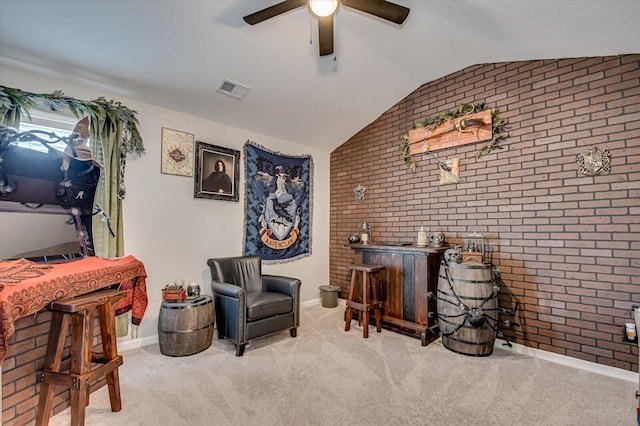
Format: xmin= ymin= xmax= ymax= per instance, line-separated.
xmin=194 ymin=141 xmax=240 ymax=202
xmin=161 ymin=127 xmax=195 ymax=177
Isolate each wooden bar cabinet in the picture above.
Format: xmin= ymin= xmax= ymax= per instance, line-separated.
xmin=350 ymin=243 xmax=447 ymax=345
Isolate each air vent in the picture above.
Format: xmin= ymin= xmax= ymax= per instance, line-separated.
xmin=216 ymin=79 xmax=250 ymax=100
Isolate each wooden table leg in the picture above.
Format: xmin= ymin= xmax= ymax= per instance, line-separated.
xmin=35 ymin=312 xmax=69 ymax=426
xmin=70 ymin=309 xmax=92 ymax=426
xmin=98 ymin=301 xmax=122 ymax=412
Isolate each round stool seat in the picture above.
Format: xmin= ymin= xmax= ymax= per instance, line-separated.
xmin=350 ymin=264 xmax=385 ymax=273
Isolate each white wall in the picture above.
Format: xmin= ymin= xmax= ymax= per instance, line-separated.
xmin=0 ymin=212 xmax=79 ymax=258
xmin=0 ymin=64 xmax=331 ymax=341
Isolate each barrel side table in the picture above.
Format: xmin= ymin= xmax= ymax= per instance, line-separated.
xmin=158 ymin=295 xmax=214 ymax=356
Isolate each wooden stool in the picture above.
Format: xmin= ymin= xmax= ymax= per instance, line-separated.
xmin=344 ymin=264 xmax=385 ymax=338
xmin=35 ymin=289 xmax=127 ymax=426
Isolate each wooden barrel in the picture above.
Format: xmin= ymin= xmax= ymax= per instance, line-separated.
xmin=436 ymin=262 xmax=498 ymax=356
xmin=158 ymin=295 xmax=214 ymax=357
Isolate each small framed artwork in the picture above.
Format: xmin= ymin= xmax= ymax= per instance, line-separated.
xmin=194 ymin=141 xmax=240 ymax=202
xmin=161 ymin=127 xmax=195 ymax=177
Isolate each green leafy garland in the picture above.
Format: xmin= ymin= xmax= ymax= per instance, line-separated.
xmin=400 ymin=102 xmax=506 ymax=172
xmin=0 ymin=85 xmax=144 ymax=156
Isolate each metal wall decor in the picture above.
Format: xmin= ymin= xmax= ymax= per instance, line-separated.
xmin=354 ymin=184 xmax=366 ymax=201
xmin=576 ymin=146 xmax=611 ymax=177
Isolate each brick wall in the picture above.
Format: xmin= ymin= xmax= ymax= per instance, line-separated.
xmin=330 ymin=55 xmax=639 ymax=372
xmin=2 ymin=310 xmax=107 ymax=425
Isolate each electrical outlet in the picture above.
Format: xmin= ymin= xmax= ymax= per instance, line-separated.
xmin=635 ymin=307 xmax=640 ymax=348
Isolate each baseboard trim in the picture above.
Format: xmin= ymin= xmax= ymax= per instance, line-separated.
xmin=495 ymin=339 xmax=638 ymax=383
xmin=118 ymin=334 xmax=158 ymax=352
xmin=301 ymin=297 xmax=343 ymax=309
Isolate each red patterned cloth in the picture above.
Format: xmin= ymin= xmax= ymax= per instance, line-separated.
xmin=0 ymin=255 xmax=148 ymax=364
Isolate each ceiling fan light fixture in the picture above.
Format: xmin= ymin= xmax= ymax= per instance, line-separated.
xmin=309 ymin=0 xmax=338 ymax=17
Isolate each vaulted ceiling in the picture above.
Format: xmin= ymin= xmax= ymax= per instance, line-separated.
xmin=1 ymin=0 xmax=639 ymax=152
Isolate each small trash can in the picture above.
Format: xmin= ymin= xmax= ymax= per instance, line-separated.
xmin=319 ymin=285 xmax=340 ymax=308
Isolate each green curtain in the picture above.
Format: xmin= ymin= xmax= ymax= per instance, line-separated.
xmin=90 ymin=110 xmax=125 ymax=258
xmin=0 ymin=108 xmax=20 ymax=128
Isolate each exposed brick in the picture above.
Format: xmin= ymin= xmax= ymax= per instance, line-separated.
xmin=330 ymin=54 xmax=639 ymax=374
xmin=2 ymin=310 xmax=108 ymax=425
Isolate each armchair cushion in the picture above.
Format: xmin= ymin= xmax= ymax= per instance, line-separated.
xmin=246 ymin=292 xmax=293 ymax=321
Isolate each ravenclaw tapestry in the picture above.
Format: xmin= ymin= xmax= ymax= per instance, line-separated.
xmin=243 ymin=141 xmax=313 ymax=263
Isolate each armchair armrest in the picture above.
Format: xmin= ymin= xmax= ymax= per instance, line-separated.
xmin=212 ymin=281 xmax=245 ymax=299
xmin=263 ymin=275 xmax=301 ymax=297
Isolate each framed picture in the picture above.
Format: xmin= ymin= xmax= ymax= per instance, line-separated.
xmin=194 ymin=141 xmax=240 ymax=202
xmin=161 ymin=127 xmax=195 ymax=177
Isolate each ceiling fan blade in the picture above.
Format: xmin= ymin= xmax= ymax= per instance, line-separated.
xmin=243 ymin=0 xmax=306 ymax=25
xmin=318 ymin=15 xmax=334 ymax=56
xmin=341 ymin=0 xmax=410 ymax=25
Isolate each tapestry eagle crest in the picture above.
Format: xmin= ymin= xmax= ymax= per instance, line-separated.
xmin=243 ymin=142 xmax=313 ymax=263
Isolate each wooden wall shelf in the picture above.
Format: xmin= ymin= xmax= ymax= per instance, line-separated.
xmin=407 ymin=110 xmax=492 ymax=155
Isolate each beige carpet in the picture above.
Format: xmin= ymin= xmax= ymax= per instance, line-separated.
xmin=50 ymin=302 xmax=637 ymax=426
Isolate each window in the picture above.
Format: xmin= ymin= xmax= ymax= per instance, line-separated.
xmin=16 ymin=110 xmax=86 ymax=153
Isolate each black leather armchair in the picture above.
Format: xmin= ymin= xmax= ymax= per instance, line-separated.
xmin=207 ymin=256 xmax=301 ymax=356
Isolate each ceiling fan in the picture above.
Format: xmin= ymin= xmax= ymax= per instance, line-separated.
xmin=243 ymin=0 xmax=410 ymax=57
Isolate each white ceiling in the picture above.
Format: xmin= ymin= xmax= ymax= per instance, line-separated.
xmin=1 ymin=0 xmax=639 ymax=152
